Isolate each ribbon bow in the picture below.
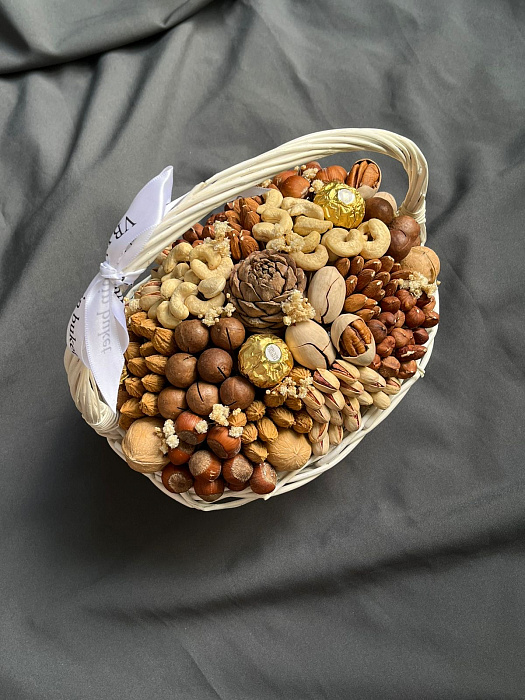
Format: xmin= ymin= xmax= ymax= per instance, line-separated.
xmin=67 ymin=167 xmax=174 ymax=412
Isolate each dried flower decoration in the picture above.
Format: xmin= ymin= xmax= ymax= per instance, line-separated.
xmin=281 ymin=290 xmax=316 ymax=326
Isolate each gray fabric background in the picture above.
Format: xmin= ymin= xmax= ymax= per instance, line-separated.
xmin=1 ymin=1 xmax=525 ymax=698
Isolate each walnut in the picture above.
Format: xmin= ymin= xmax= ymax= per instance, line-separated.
xmin=242 ymin=440 xmax=268 ymax=464
xmin=267 ymin=406 xmax=295 ymax=429
xmin=292 ymin=411 xmax=313 ymax=434
xmin=246 ymin=400 xmax=266 ymax=422
xmin=285 ymin=396 xmax=303 ymax=411
xmin=266 ymin=429 xmax=311 ymax=471
xmin=256 ymin=417 xmax=279 ymax=444
xmin=241 ymin=423 xmax=258 ymax=444
xmin=228 ymin=411 xmax=247 ymax=428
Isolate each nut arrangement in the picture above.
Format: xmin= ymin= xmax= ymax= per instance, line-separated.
xmin=118 ymin=158 xmax=440 ymax=502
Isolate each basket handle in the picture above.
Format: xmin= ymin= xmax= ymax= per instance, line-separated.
xmin=65 ymin=128 xmax=428 ymax=436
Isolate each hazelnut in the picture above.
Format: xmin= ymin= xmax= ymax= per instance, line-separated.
xmin=194 ymin=477 xmax=225 ymax=502
xmin=161 ymin=464 xmax=193 ymax=493
xmin=395 ymin=289 xmax=417 ymax=312
xmin=377 ymin=312 xmax=396 ymax=329
xmin=167 ymin=440 xmax=195 ymax=465
xmin=376 ymin=336 xmax=396 ymax=358
xmin=390 ymin=328 xmax=414 ymax=349
xmin=226 ymin=482 xmax=247 ymax=492
xmin=363 ymin=197 xmax=394 ymax=225
xmin=393 ymin=310 xmax=406 ymax=328
xmin=174 ymin=320 xmax=210 ymax=354
xmin=165 ymin=353 xmax=198 ymax=388
xmin=186 ymin=382 xmax=220 ymax=416
xmin=222 ymin=454 xmax=253 ymax=485
xmin=278 ymin=175 xmax=310 ymax=198
xmin=380 ymin=296 xmax=401 ymax=314
xmin=272 ymin=169 xmax=296 ymax=187
xmin=367 ymin=319 xmax=388 ymax=344
xmin=220 ymin=376 xmax=256 ymax=411
xmin=404 ymin=306 xmax=425 ymax=329
xmin=158 ymin=387 xmax=187 ymax=420
xmin=210 ymin=317 xmax=246 ymax=351
xmin=378 ymin=357 xmax=400 ymax=378
xmin=249 ymin=462 xmax=278 ymax=494
xmin=188 ymin=449 xmax=222 ymax=481
xmin=174 ymin=412 xmax=208 ymax=445
xmin=422 ymin=311 xmax=440 ymax=328
xmin=398 ymin=360 xmax=418 ymax=379
xmin=369 ymin=354 xmax=382 ymax=371
xmin=197 ymin=348 xmax=233 ymax=384
xmin=413 ymin=328 xmax=430 ymax=345
xmin=207 ymin=426 xmax=241 ymax=459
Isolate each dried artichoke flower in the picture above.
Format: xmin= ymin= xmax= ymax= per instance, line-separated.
xmin=242 ymin=440 xmax=268 ymax=463
xmin=256 ymin=417 xmax=279 ymax=443
xmin=209 ymin=403 xmax=230 ymax=426
xmin=241 ymin=423 xmax=258 ymax=444
xmin=292 ymin=411 xmax=313 ymax=434
xmin=246 ymin=400 xmax=266 ymax=422
xmin=281 ymin=290 xmax=316 ymax=326
xmin=398 ymin=271 xmax=438 ymax=299
xmin=267 ymin=406 xmax=295 ymax=429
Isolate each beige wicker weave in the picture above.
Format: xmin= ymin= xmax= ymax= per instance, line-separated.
xmin=64 ymin=128 xmax=437 ymax=511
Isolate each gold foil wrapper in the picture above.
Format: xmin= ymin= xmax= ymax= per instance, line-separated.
xmin=238 ymin=334 xmax=293 ymax=389
xmin=314 ymin=182 xmax=365 ymax=228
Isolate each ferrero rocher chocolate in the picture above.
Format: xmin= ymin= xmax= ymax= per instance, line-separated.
xmin=238 ymin=334 xmax=293 ymax=388
xmin=314 ymin=182 xmax=365 ymax=228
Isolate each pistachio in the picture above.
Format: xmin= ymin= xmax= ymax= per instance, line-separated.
xmin=343 ymin=411 xmax=361 ymax=432
xmin=357 ymin=391 xmax=373 ymax=406
xmin=302 ymin=385 xmax=326 ymax=410
xmin=372 ymin=391 xmax=391 ymax=410
xmin=330 ymin=359 xmax=360 ymax=385
xmin=358 ymin=367 xmax=386 ymax=391
xmin=312 ymin=368 xmax=340 ymax=394
xmin=382 ymin=377 xmax=401 ymax=395
xmin=308 ymin=422 xmax=329 ymax=444
xmin=323 ymin=390 xmax=345 ymax=412
xmin=328 ymin=408 xmax=344 ymax=426
xmin=328 ymin=424 xmax=344 ymax=446
xmin=312 ymin=435 xmax=330 ymax=457
xmin=339 ymin=381 xmax=364 ymax=397
xmin=305 ymin=404 xmax=331 ymax=424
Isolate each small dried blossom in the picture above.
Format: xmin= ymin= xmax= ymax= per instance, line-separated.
xmin=166 ymin=435 xmax=179 ymax=449
xmin=302 ymin=167 xmax=320 ymax=180
xmin=281 ymin=290 xmax=316 ymax=326
xmin=209 ymin=403 xmax=230 ymax=426
xmin=310 ymin=179 xmax=325 ymax=194
xmin=398 ymin=272 xmax=438 ymax=299
xmin=162 ymin=419 xmax=175 ymax=438
xmin=195 ymin=420 xmax=208 ymax=434
xmin=228 ymin=426 xmax=244 ymax=438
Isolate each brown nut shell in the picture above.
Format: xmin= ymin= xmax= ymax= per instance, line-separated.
xmin=165 ymin=353 xmax=198 ymax=388
xmin=330 ymin=314 xmax=376 ymax=366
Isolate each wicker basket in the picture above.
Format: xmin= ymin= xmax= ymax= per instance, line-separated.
xmin=65 ymin=128 xmax=437 ymax=511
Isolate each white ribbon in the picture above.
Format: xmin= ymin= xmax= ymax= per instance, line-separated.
xmin=67 ymin=166 xmax=174 ymax=412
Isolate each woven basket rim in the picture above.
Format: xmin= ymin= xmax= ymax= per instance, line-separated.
xmin=64 ymin=127 xmax=434 ymax=510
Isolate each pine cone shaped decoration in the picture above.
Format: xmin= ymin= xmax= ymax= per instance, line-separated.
xmin=228 ymin=251 xmax=306 ymax=330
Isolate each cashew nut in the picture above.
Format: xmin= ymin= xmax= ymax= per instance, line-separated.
xmin=173 ymin=262 xmax=190 ymax=279
xmin=189 ymin=244 xmax=221 ymax=270
xmin=198 ymin=276 xmax=226 ymax=299
xmin=190 ymin=256 xmax=233 ymax=281
xmin=293 ymin=216 xmax=333 ymax=236
xmin=290 ymin=244 xmax=329 ymax=271
xmin=358 ymin=219 xmax=391 ymax=259
xmin=156 ymin=300 xmax=182 ymax=329
xmin=300 ymin=231 xmax=321 ymax=253
xmin=147 ymin=299 xmax=162 ymax=320
xmin=258 ymin=189 xmax=283 ymax=209
xmin=164 ymin=242 xmax=192 ymax=273
xmin=322 ymin=228 xmax=366 ymax=257
xmin=252 ymin=222 xmax=281 ymax=242
xmin=185 ymin=292 xmax=226 ymax=317
xmin=288 ymin=201 xmax=325 ymax=219
xmin=184 ymin=269 xmax=201 ymax=285
xmin=160 ymin=277 xmax=181 ymax=299
xmin=168 ymin=282 xmax=198 ymax=320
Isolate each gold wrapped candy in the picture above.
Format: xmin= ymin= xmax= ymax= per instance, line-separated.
xmin=238 ymin=334 xmax=293 ymax=389
xmin=314 ymin=182 xmax=365 ymax=228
